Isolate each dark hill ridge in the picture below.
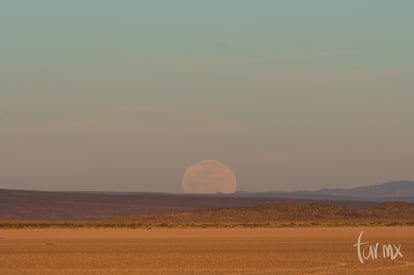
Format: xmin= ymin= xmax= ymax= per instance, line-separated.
xmin=0 ymin=188 xmax=327 ymax=219
xmin=1 ymin=180 xmax=413 ymax=220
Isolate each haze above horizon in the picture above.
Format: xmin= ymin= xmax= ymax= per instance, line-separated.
xmin=1 ymin=1 xmax=413 ymax=192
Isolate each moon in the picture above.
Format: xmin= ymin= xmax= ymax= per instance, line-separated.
xmin=182 ymin=160 xmax=237 ymax=194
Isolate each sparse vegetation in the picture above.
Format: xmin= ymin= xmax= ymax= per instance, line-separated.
xmin=1 ymin=201 xmax=413 ymax=229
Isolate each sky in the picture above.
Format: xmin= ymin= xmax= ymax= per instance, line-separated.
xmin=1 ymin=1 xmax=413 ymax=192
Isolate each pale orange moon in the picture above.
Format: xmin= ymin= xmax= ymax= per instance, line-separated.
xmin=182 ymin=160 xmax=237 ymax=194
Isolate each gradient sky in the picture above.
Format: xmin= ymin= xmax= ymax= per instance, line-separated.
xmin=1 ymin=1 xmax=413 ymax=192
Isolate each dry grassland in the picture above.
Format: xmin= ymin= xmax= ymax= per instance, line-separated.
xmin=0 ymin=227 xmax=413 ymax=274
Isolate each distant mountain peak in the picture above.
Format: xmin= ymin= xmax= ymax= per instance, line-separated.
xmin=303 ymin=180 xmax=414 ymax=200
xmin=232 ymin=180 xmax=414 ymax=202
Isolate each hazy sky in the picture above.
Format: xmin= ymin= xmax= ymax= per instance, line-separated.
xmin=1 ymin=1 xmax=413 ymax=192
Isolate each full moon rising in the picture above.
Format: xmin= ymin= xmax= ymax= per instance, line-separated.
xmin=182 ymin=160 xmax=237 ymax=194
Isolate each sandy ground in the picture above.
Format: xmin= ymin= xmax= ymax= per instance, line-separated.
xmin=0 ymin=227 xmax=413 ymax=274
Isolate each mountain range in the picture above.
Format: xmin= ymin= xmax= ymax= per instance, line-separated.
xmin=238 ymin=180 xmax=414 ymax=201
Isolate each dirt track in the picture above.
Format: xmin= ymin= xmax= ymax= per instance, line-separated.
xmin=0 ymin=227 xmax=413 ymax=274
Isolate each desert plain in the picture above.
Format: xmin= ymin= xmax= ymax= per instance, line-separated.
xmin=0 ymin=226 xmax=413 ymax=274
xmin=1 ymin=189 xmax=414 ymax=274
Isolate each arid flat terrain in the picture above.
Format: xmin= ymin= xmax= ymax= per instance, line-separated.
xmin=0 ymin=227 xmax=413 ymax=274
xmin=1 ymin=189 xmax=413 ymax=273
